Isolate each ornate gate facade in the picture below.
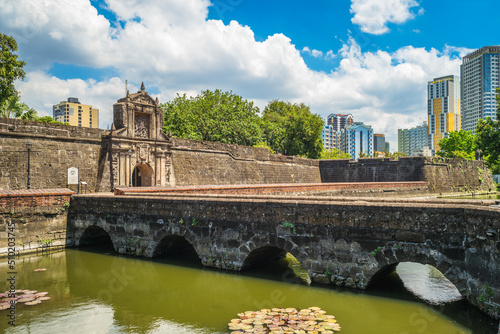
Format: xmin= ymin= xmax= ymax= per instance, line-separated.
xmin=109 ymin=83 xmax=174 ymax=187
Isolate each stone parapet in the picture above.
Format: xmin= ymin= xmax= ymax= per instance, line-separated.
xmin=0 ymin=189 xmax=72 ymax=256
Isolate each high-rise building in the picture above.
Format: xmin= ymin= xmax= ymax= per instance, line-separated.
xmin=327 ymin=113 xmax=353 ymax=132
xmin=398 ymin=122 xmax=430 ymax=156
xmin=322 ymin=124 xmax=336 ymax=150
xmin=427 ymin=75 xmax=461 ymax=155
xmin=338 ymin=122 xmax=373 ymax=160
xmin=53 ymin=97 xmax=99 ymax=128
xmin=461 ymin=46 xmax=500 ymax=132
xmin=373 ymin=133 xmax=386 ymax=153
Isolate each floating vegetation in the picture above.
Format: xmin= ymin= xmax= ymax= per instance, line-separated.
xmin=34 ymin=268 xmax=47 ymax=272
xmin=228 ymin=307 xmax=341 ymax=333
xmin=0 ymin=290 xmax=51 ymax=310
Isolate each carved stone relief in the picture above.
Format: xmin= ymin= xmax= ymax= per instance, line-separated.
xmin=135 ymin=113 xmax=150 ymax=138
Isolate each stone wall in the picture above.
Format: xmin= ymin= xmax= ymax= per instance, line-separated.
xmin=1 ymin=118 xmax=495 ymax=193
xmin=0 ymin=118 xmax=321 ymax=191
xmin=68 ymin=194 xmax=500 ymax=319
xmin=319 ymin=157 xmax=495 ymax=193
xmin=170 ymin=138 xmax=321 ymax=185
xmin=0 ymin=189 xmax=72 ymax=255
xmin=0 ymin=118 xmax=112 ymax=192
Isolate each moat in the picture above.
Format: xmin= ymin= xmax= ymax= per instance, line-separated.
xmin=1 ymin=248 xmax=497 ymax=334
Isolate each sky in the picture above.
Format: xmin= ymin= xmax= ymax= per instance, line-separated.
xmin=0 ymin=0 xmax=499 ymax=149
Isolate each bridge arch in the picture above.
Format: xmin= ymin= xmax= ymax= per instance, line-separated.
xmin=78 ymin=225 xmax=116 ymax=251
xmin=367 ymin=246 xmax=466 ymax=296
xmin=241 ymin=243 xmax=311 ymax=284
xmin=152 ymin=234 xmax=201 ymax=263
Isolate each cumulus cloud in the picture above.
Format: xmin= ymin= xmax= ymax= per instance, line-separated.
xmin=350 ymin=0 xmax=422 ymax=35
xmin=2 ymin=0 xmax=463 ymax=147
xmin=302 ymin=47 xmax=324 ymax=58
xmin=16 ymin=72 xmax=131 ymax=128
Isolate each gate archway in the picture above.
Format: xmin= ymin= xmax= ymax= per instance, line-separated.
xmin=132 ymin=163 xmax=154 ymax=186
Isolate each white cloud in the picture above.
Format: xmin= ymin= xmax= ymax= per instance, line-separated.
xmin=325 ymin=50 xmax=336 ymax=60
xmin=16 ymin=72 xmax=131 ymax=129
xmin=2 ymin=0 xmax=463 ymax=149
xmin=350 ymin=0 xmax=422 ymax=35
xmin=302 ymin=47 xmax=324 ymax=58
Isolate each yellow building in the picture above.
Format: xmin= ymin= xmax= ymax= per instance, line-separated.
xmin=427 ymin=75 xmax=460 ymax=155
xmin=53 ymin=97 xmax=99 ymax=128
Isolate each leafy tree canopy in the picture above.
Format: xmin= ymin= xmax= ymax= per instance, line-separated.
xmin=436 ymin=130 xmax=477 ymax=160
xmin=0 ymin=33 xmax=26 ymax=106
xmin=261 ymin=100 xmax=324 ymax=159
xmin=320 ymin=148 xmax=351 ymax=159
xmin=476 ymin=87 xmax=500 ymax=173
xmin=161 ymin=89 xmax=263 ymax=146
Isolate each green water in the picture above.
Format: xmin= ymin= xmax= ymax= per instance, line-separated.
xmin=0 ymin=249 xmax=497 ymax=333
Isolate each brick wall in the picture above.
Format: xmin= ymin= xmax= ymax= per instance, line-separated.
xmin=0 ymin=189 xmax=72 ymax=256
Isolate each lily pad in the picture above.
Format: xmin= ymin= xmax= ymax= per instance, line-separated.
xmin=229 ymin=307 xmax=341 ymax=333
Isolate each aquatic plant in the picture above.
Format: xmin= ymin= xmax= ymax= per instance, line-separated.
xmin=0 ymin=290 xmax=51 ymax=311
xmin=228 ymin=307 xmax=341 ymax=333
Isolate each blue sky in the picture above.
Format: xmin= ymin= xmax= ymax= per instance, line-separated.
xmin=0 ymin=0 xmax=498 ymax=148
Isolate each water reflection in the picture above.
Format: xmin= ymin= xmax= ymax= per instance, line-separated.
xmin=0 ymin=250 xmax=497 ymax=334
xmin=397 ymin=262 xmax=462 ymax=305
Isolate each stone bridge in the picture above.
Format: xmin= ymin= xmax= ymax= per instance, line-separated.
xmin=67 ymin=193 xmax=500 ymax=319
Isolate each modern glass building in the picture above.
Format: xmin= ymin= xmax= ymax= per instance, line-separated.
xmin=427 ymin=75 xmax=461 ymax=155
xmin=373 ymin=133 xmax=386 ymax=153
xmin=461 ymin=46 xmax=500 ymax=132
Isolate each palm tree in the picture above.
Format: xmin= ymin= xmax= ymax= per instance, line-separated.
xmin=0 ymin=94 xmax=28 ymax=118
xmin=20 ymin=107 xmax=38 ymax=121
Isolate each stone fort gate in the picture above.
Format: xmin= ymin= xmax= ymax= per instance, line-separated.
xmin=110 ymin=83 xmax=174 ymax=188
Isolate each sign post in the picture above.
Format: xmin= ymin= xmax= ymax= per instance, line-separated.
xmin=67 ymin=167 xmax=79 ymax=193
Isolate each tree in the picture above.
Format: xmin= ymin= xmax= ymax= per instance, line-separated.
xmin=436 ymin=130 xmax=477 ymax=159
xmin=37 ymin=116 xmax=65 ymax=124
xmin=261 ymin=100 xmax=324 ymax=159
xmin=161 ymin=89 xmax=263 ymax=146
xmin=0 ymin=34 xmax=26 ymax=106
xmin=476 ymin=87 xmax=500 ymax=173
xmin=0 ymin=94 xmax=28 ymax=118
xmin=319 ymin=148 xmax=350 ymax=159
xmin=20 ymin=107 xmax=38 ymax=121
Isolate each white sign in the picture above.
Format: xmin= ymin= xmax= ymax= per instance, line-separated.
xmin=67 ymin=167 xmax=79 ymax=185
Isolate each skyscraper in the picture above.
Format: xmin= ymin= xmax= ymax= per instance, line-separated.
xmin=327 ymin=113 xmax=353 ymax=132
xmin=427 ymin=75 xmax=461 ymax=155
xmin=53 ymin=97 xmax=99 ymax=128
xmin=373 ymin=133 xmax=386 ymax=153
xmin=338 ymin=122 xmax=373 ymax=160
xmin=461 ymin=46 xmax=500 ymax=132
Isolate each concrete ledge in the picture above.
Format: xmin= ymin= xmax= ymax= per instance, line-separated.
xmin=114 ymin=181 xmax=429 ymax=196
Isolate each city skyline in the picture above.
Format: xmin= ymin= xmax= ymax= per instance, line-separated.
xmin=0 ymin=0 xmax=499 ymax=148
